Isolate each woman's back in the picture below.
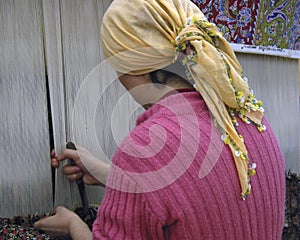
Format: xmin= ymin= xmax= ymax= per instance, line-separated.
xmin=93 ymin=91 xmax=285 ymax=239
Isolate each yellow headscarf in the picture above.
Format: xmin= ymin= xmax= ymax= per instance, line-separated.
xmin=101 ymin=0 xmax=265 ymax=199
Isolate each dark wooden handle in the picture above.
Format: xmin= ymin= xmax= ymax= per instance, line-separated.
xmin=66 ymin=142 xmax=89 ymax=217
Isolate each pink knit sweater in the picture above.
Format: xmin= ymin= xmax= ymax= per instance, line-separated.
xmin=93 ymin=91 xmax=285 ymax=239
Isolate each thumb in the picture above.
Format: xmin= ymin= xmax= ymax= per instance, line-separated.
xmin=33 ymin=216 xmax=51 ymax=230
xmin=33 ymin=207 xmax=61 ymax=230
xmin=33 ymin=215 xmax=69 ymax=236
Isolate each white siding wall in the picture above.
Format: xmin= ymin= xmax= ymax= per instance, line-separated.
xmin=0 ymin=0 xmax=52 ymax=217
xmin=236 ymin=53 xmax=300 ymax=173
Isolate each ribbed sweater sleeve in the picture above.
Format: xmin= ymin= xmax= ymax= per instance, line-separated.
xmin=92 ymin=106 xmax=183 ymax=239
xmin=92 ymin=187 xmax=164 ymax=239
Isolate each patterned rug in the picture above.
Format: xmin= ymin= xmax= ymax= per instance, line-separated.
xmin=0 ymin=176 xmax=299 ymax=239
xmin=282 ymin=172 xmax=300 ymax=240
xmin=0 ymin=205 xmax=98 ymax=240
xmin=191 ymin=0 xmax=300 ymax=50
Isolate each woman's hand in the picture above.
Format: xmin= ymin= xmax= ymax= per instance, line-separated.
xmin=34 ymin=206 xmax=92 ymax=240
xmin=51 ymin=145 xmax=110 ymax=187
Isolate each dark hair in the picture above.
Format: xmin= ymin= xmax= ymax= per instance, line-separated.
xmin=149 ymin=62 xmax=188 ymax=85
xmin=149 ymin=69 xmax=174 ymax=85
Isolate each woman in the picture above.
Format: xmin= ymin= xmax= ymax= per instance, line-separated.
xmin=35 ymin=0 xmax=285 ymax=239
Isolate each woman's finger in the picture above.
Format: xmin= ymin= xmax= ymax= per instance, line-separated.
xmin=51 ymin=149 xmax=56 ymax=158
xmin=50 ymin=149 xmax=59 ymax=168
xmin=51 ymin=158 xmax=59 ymax=168
xmin=34 ymin=216 xmax=50 ymax=229
xmin=34 ymin=215 xmax=59 ymax=233
xmin=66 ymin=172 xmax=83 ymax=181
xmin=57 ymin=149 xmax=81 ymax=164
xmin=62 ymin=165 xmax=82 ymax=175
xmin=33 ymin=206 xmax=72 ymax=236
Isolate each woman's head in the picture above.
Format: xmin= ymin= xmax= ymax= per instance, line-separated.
xmin=101 ymin=0 xmax=265 ymax=199
xmin=117 ymin=61 xmax=192 ymax=108
xmin=100 ymin=0 xmax=247 ymax=109
xmin=101 ymin=0 xmax=205 ymax=74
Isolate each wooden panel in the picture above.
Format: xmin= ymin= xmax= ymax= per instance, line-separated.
xmin=236 ymin=53 xmax=300 ymax=173
xmin=0 ymin=0 xmax=52 ymax=217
